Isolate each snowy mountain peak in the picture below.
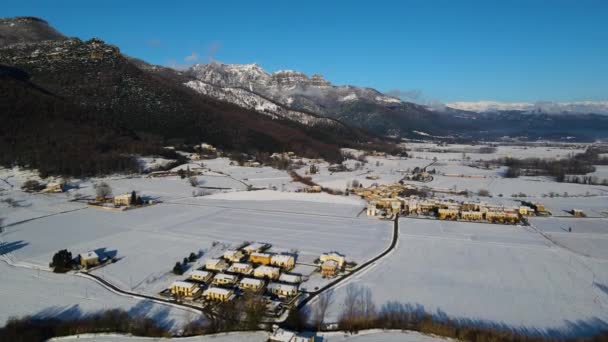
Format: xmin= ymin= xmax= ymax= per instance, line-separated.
xmin=446 ymin=100 xmax=608 ymax=114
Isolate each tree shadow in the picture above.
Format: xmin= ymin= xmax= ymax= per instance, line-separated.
xmin=93 ymin=247 xmax=118 ymax=260
xmin=0 ymin=240 xmax=29 ymax=255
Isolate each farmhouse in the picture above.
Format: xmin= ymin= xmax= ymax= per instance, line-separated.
xmin=278 ymin=273 xmax=302 ymax=284
xmin=170 ymin=281 xmax=201 ymax=299
xmin=212 ymin=273 xmax=237 ymax=286
xmin=228 ymin=262 xmax=253 ymax=275
xmin=270 ymin=254 xmax=295 ymax=270
xmin=321 ymin=260 xmax=339 ymax=277
xmin=238 ymin=277 xmax=264 ymax=292
xmin=253 ymin=265 xmax=281 ymax=280
xmin=79 ymin=251 xmax=100 ymax=268
xmin=320 ymin=252 xmax=345 ymax=269
xmin=223 ymin=249 xmax=245 ymax=262
xmin=189 ymin=270 xmax=213 ymax=282
xmin=205 ymin=258 xmax=229 ymax=271
xmin=250 ymin=252 xmax=272 ymax=265
xmin=113 ymin=193 xmax=132 ymax=206
xmin=304 ymin=185 xmax=322 ymax=193
xmin=267 ymin=282 xmax=298 ymax=298
xmin=203 ymin=287 xmax=234 ymax=302
xmin=518 ymin=206 xmax=535 ymax=216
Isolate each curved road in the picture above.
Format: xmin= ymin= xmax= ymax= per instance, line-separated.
xmin=296 ymin=215 xmax=400 ymax=310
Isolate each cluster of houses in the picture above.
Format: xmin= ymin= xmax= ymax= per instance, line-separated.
xmin=357 ymin=183 xmax=544 ymax=224
xmin=166 ymin=242 xmax=303 ymax=314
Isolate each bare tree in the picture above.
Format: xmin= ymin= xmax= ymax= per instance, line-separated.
xmin=188 ymin=176 xmax=199 ymax=187
xmin=312 ymin=289 xmax=334 ymax=330
xmin=95 ymin=182 xmax=112 ymax=200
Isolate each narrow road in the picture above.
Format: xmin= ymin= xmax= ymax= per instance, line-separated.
xmin=78 ymin=272 xmax=207 ymax=315
xmin=296 ymin=215 xmax=399 ymax=311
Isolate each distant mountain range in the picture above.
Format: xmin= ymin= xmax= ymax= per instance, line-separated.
xmin=185 ymin=62 xmax=608 ymax=141
xmin=446 ymin=101 xmax=608 ymax=115
xmin=1 ymin=16 xmax=607 ymax=176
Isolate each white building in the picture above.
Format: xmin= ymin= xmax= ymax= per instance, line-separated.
xmin=253 ymin=265 xmax=281 ymax=280
xmin=189 ymin=270 xmax=213 ymax=282
xmin=270 ymin=254 xmax=295 ymax=270
xmin=320 ymin=252 xmax=345 ymax=269
xmin=228 ymin=262 xmax=253 ymax=275
xmin=212 ymin=273 xmax=237 ymax=286
xmin=223 ymin=249 xmax=245 ymax=262
xmin=268 ymin=282 xmax=298 ymax=298
xmin=205 ymin=258 xmax=229 ymax=272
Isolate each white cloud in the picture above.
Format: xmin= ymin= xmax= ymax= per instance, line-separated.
xmin=184 ymin=52 xmax=199 ymax=62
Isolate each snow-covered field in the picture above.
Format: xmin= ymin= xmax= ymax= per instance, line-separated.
xmin=2 ymin=142 xmax=608 ymax=337
xmin=530 ymin=217 xmax=608 ymax=260
xmin=315 ymin=219 xmax=608 ymax=337
xmin=2 ymin=190 xmax=389 ymax=296
xmin=0 ymin=262 xmax=194 ymax=330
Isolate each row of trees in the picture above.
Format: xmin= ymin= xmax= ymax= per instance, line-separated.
xmin=172 ymin=252 xmax=200 ymax=275
xmin=0 ymin=309 xmax=170 ymax=342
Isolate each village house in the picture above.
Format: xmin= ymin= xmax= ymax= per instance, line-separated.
xmin=518 ymin=206 xmax=535 ymax=216
xmin=249 ymin=252 xmax=273 ymax=265
xmin=438 ymin=208 xmax=459 ymax=220
xmin=205 ymin=258 xmax=229 ymax=272
xmin=212 ymin=273 xmax=237 ymax=286
xmin=366 ymin=202 xmax=378 ymax=216
xmin=228 ymin=262 xmax=253 ymax=275
xmin=461 ymin=211 xmax=483 ymax=221
xmin=238 ymin=277 xmax=264 ymax=292
xmin=321 ymin=260 xmax=339 ymax=277
xmin=223 ymin=249 xmax=245 ymax=262
xmin=253 ymin=265 xmax=281 ymax=280
xmin=113 ymin=193 xmax=132 ymax=206
xmin=203 ymin=287 xmax=234 ymax=302
xmin=572 ymin=208 xmax=585 ymax=217
xmin=267 ymin=282 xmax=298 ymax=298
xmin=170 ymin=281 xmax=201 ymax=299
xmin=304 ymin=185 xmax=322 ymax=193
xmin=270 ymin=254 xmax=295 ymax=270
xmin=79 ymin=251 xmax=100 ymax=268
xmin=41 ymin=182 xmax=64 ymax=193
xmin=242 ymin=242 xmax=268 ymax=254
xmin=485 ymin=211 xmax=519 ymax=223
xmin=279 ymin=273 xmax=302 ymax=284
xmin=189 ymin=270 xmax=213 ymax=283
xmin=320 ymin=252 xmax=345 ymax=269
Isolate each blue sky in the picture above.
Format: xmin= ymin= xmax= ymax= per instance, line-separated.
xmin=3 ymin=0 xmax=607 ymax=103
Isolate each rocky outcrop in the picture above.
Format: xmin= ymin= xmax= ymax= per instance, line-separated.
xmin=0 ymin=17 xmax=66 ymax=46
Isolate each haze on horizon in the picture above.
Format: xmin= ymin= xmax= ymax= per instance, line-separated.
xmin=2 ymin=0 xmax=607 ymax=105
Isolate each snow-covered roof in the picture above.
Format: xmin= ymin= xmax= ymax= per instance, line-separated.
xmin=170 ymin=281 xmax=196 ymax=289
xmin=268 ymin=282 xmax=298 ymax=292
xmin=189 ymin=270 xmax=211 ymax=278
xmin=271 ymin=254 xmax=294 ymax=263
xmin=250 ymin=252 xmax=272 ymax=258
xmin=206 ymin=258 xmax=226 ymax=266
xmin=240 ymin=277 xmax=263 ymax=286
xmin=255 ymin=265 xmax=280 ymax=273
xmin=80 ymin=251 xmax=98 ymax=260
xmin=243 ymin=242 xmax=267 ymax=252
xmin=230 ymin=262 xmax=251 ymax=269
xmin=214 ymin=273 xmax=236 ymax=281
xmin=278 ymin=273 xmax=301 ymax=283
xmin=203 ymin=287 xmax=232 ymax=296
